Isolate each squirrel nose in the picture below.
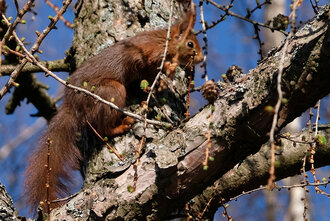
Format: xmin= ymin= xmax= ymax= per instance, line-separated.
xmin=195 ymin=53 xmax=204 ymax=64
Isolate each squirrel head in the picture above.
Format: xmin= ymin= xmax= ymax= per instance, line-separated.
xmin=170 ymin=3 xmax=203 ymax=66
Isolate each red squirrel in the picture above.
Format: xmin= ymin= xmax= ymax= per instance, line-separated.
xmin=24 ymin=4 xmax=203 ymax=214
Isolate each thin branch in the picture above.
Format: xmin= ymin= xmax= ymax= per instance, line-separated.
xmin=86 ymin=120 xmax=124 ymax=161
xmin=309 ymin=101 xmax=330 ymax=198
xmin=199 ymin=0 xmax=208 ymax=81
xmin=0 ymin=0 xmax=72 ymax=99
xmin=267 ymin=0 xmax=303 ymax=187
xmin=206 ymin=0 xmax=288 ymax=36
xmin=51 ymin=192 xmax=79 ymax=204
xmin=45 ymin=138 xmax=52 ymax=214
xmin=279 ymin=134 xmax=314 ymax=144
xmin=45 ymin=0 xmax=73 ymax=28
xmin=229 ymin=180 xmax=330 ymax=202
xmin=145 ymin=0 xmax=174 ymax=107
xmin=0 ymin=59 xmax=70 ymax=75
xmin=14 ymin=0 xmax=19 ymax=13
xmin=130 ymin=0 xmax=175 ymax=194
xmin=267 ymin=31 xmax=290 ymax=188
xmin=143 ymin=0 xmax=175 ymax=129
xmin=302 ymin=155 xmax=308 ymax=220
xmin=314 ymin=100 xmax=321 ymax=136
xmin=198 ymin=182 xmax=220 ymax=220
xmin=253 ymin=23 xmax=264 ymax=60
xmin=1 ymin=0 xmax=35 ymax=46
xmin=247 ymin=0 xmax=271 ymax=18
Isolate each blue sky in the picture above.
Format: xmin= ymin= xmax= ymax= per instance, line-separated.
xmin=0 ymin=0 xmax=329 ymax=219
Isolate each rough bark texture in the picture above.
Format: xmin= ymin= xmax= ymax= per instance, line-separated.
xmin=69 ymin=0 xmax=185 ymax=67
xmin=0 ymin=183 xmax=21 ymax=221
xmin=2 ymin=1 xmax=330 ymax=221
xmin=187 ymin=124 xmax=330 ymax=219
xmin=47 ymin=4 xmax=330 ymax=221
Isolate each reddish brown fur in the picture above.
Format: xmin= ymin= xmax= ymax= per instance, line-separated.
xmin=24 ymin=7 xmax=203 ymax=214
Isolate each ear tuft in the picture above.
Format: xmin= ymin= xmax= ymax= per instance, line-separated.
xmin=179 ymin=2 xmax=196 ymax=34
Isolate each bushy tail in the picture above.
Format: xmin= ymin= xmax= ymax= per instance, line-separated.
xmin=24 ymin=104 xmax=82 ymax=214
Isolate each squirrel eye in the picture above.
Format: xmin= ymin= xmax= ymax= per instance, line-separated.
xmin=187 ymin=41 xmax=194 ymax=48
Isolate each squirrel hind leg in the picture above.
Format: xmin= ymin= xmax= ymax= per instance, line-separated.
xmin=86 ymin=79 xmax=128 ymax=136
xmin=108 ymin=116 xmax=135 ymax=136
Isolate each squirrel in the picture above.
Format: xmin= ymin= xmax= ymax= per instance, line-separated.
xmin=24 ymin=3 xmax=203 ymax=215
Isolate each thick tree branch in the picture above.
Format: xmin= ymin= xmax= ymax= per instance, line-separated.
xmin=48 ymin=5 xmax=330 ymax=220
xmin=5 ymin=73 xmax=58 ymax=121
xmin=0 ymin=183 xmax=23 ymax=221
xmin=0 ymin=59 xmax=70 ymax=75
xmin=188 ymin=124 xmax=330 ymax=219
xmin=3 ymin=60 xmax=69 ymax=121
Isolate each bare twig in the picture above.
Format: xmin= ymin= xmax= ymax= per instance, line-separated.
xmin=314 ymin=100 xmax=321 ymax=137
xmin=278 ymin=133 xmax=314 ymax=144
xmin=199 ymin=0 xmax=208 ymax=80
xmin=50 ymin=192 xmax=79 ymax=203
xmin=145 ymin=0 xmax=174 ymax=107
xmin=302 ymin=155 xmax=308 ymax=220
xmin=220 ymin=199 xmax=232 ymax=221
xmin=247 ymin=0 xmax=271 ymax=18
xmin=253 ymin=23 xmax=264 ymax=60
xmin=309 ymin=101 xmax=330 ymax=198
xmin=86 ymin=120 xmax=124 ymax=161
xmin=267 ymin=0 xmax=301 ymax=188
xmin=198 ymin=181 xmax=219 ymax=219
xmin=229 ymin=180 xmax=330 ymax=202
xmin=206 ymin=0 xmax=288 ymax=36
xmin=45 ymin=0 xmax=73 ymax=28
xmin=1 ymin=0 xmax=35 ymax=46
xmin=0 ymin=0 xmax=72 ymax=99
xmin=184 ymin=76 xmax=192 ymax=119
xmin=267 ymin=33 xmax=290 ymax=188
xmin=194 ymin=15 xmax=226 ymax=35
xmin=309 ymin=0 xmax=319 ymax=14
xmin=131 ymin=136 xmax=146 ymax=192
xmin=14 ymin=0 xmax=19 ymax=13
xmin=289 ymin=0 xmax=304 ymax=19
xmin=133 ymin=1 xmax=175 ymax=191
xmin=45 ymin=138 xmax=52 ymax=214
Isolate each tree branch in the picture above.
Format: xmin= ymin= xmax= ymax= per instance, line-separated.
xmin=188 ymin=124 xmax=330 ymax=219
xmin=48 ymin=5 xmax=330 ymax=220
xmin=0 ymin=59 xmax=70 ymax=75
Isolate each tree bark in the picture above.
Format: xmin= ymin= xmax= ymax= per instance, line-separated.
xmin=0 ymin=0 xmax=330 ymax=220
xmin=47 ymin=3 xmax=330 ymax=220
xmin=0 ymin=183 xmax=23 ymax=221
xmin=2 ymin=1 xmax=329 ymax=220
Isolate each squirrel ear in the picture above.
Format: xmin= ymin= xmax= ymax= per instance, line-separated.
xmin=178 ymin=3 xmax=196 ymax=35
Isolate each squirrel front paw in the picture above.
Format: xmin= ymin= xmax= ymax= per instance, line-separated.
xmin=109 ymin=116 xmax=135 ymax=136
xmin=164 ymin=61 xmax=178 ymax=79
xmin=122 ymin=116 xmax=135 ymax=126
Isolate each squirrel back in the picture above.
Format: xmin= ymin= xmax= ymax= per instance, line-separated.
xmin=24 ymin=4 xmax=202 ymax=215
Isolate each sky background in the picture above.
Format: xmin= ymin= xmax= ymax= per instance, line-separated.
xmin=0 ymin=0 xmax=329 ymax=220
